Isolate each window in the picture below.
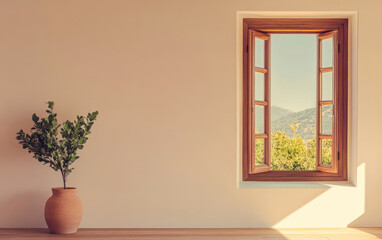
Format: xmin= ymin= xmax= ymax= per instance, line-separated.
xmin=243 ymin=19 xmax=348 ymax=181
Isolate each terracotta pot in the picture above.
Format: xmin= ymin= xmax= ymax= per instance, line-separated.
xmin=44 ymin=187 xmax=82 ymax=234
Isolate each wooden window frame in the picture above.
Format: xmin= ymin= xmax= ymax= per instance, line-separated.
xmin=243 ymin=18 xmax=348 ymax=181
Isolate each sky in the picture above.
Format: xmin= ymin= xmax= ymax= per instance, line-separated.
xmin=270 ymin=34 xmax=318 ymax=112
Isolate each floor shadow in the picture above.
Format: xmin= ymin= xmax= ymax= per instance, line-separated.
xmin=346 ymin=228 xmax=382 ymax=239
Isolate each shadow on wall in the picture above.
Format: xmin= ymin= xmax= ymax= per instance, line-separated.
xmin=0 ymin=111 xmax=50 ymax=228
xmin=0 ymin=191 xmax=47 ymax=228
xmin=0 ymin=111 xmax=35 ymax=163
xmin=348 ymin=162 xmax=382 ymax=229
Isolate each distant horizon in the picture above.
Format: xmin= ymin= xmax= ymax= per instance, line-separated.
xmin=271 ymin=105 xmax=316 ymax=113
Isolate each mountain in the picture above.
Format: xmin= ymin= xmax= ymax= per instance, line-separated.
xmin=271 ymin=106 xmax=294 ymax=121
xmin=271 ymin=106 xmax=333 ymax=141
xmin=255 ymin=106 xmax=294 ymax=133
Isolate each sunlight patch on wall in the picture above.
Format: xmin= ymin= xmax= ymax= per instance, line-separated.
xmin=273 ymin=163 xmax=364 ymax=228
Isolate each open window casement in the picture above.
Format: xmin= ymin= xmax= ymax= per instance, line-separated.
xmin=248 ymin=30 xmax=271 ymax=174
xmin=248 ymin=30 xmax=341 ymax=175
xmin=316 ymin=30 xmax=338 ymax=173
xmin=243 ymin=18 xmax=347 ymax=181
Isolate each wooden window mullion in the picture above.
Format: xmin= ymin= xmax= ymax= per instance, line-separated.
xmin=264 ymin=33 xmax=271 ymax=172
xmin=317 ymin=31 xmax=338 ymax=173
xmin=316 ymin=34 xmax=322 ymax=171
xmin=248 ymin=30 xmax=255 ymax=173
xmin=255 ymin=67 xmax=268 ymax=73
xmin=249 ymin=30 xmax=271 ymax=173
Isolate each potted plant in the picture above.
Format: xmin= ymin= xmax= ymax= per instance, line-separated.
xmin=16 ymin=101 xmax=98 ymax=234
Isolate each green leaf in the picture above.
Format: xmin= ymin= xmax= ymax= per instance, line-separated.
xmin=32 ymin=114 xmax=39 ymax=123
xmin=47 ymin=101 xmax=54 ymax=110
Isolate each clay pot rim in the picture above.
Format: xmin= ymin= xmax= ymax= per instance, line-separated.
xmin=51 ymin=187 xmax=77 ymax=194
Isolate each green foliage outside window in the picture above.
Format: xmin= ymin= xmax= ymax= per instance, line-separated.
xmin=321 ymin=139 xmax=333 ymax=165
xmin=254 ymin=139 xmax=265 ymax=165
xmin=254 ymin=121 xmax=332 ymax=171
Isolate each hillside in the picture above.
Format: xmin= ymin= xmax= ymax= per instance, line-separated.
xmin=271 ymin=106 xmax=333 ymax=141
xmin=255 ymin=106 xmax=294 ymax=133
xmin=271 ymin=106 xmax=294 ymax=121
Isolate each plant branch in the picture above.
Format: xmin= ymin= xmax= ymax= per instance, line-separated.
xmin=16 ymin=101 xmax=99 ymax=189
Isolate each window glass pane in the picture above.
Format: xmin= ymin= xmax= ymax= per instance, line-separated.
xmin=321 ymin=37 xmax=333 ymax=68
xmin=255 ymin=38 xmax=265 ymax=68
xmin=321 ymin=105 xmax=333 ymax=135
xmin=321 ymin=139 xmax=332 ymax=165
xmin=321 ymin=71 xmax=333 ymax=101
xmin=255 ymin=138 xmax=265 ymax=165
xmin=254 ymin=72 xmax=265 ymax=101
xmin=255 ymin=106 xmax=264 ymax=134
xmin=270 ymin=34 xmax=317 ymax=171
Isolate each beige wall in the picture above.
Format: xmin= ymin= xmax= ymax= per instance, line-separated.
xmin=0 ymin=0 xmax=381 ymax=228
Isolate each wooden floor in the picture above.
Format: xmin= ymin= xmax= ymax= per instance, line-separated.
xmin=1 ymin=228 xmax=382 ymax=240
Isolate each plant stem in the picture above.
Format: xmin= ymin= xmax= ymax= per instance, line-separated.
xmin=60 ymin=169 xmax=66 ymax=189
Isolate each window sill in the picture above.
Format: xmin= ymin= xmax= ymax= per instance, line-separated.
xmin=238 ymin=180 xmax=355 ymax=189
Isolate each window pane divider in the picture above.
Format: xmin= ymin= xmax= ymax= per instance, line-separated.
xmin=256 ymin=164 xmax=269 ymax=169
xmin=319 ymin=135 xmax=332 ymax=140
xmin=254 ymin=133 xmax=268 ymax=139
xmin=254 ymin=101 xmax=268 ymax=106
xmin=254 ymin=67 xmax=268 ymax=73
xmin=318 ymin=33 xmax=335 ymax=40
xmin=320 ymin=101 xmax=333 ymax=106
xmin=320 ymin=67 xmax=333 ymax=73
xmin=255 ymin=35 xmax=269 ymax=41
